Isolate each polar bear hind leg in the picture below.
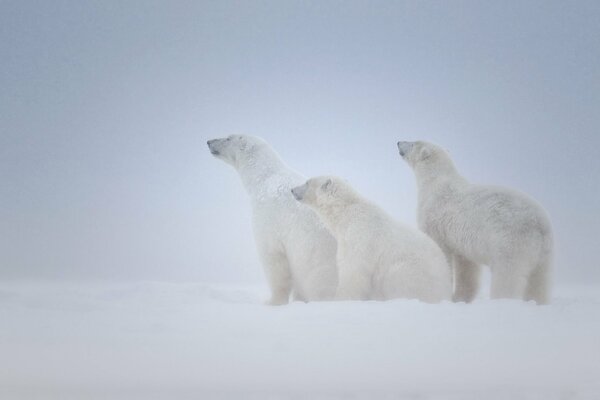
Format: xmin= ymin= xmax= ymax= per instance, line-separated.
xmin=452 ymin=254 xmax=481 ymax=303
xmin=524 ymin=261 xmax=550 ymax=305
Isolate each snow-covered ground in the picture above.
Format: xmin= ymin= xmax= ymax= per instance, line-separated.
xmin=0 ymin=282 xmax=598 ymax=400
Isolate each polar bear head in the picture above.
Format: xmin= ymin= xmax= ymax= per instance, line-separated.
xmin=397 ymin=140 xmax=461 ymax=184
xmin=397 ymin=141 xmax=454 ymax=170
xmin=398 ymin=141 xmax=435 ymax=166
xmin=292 ymin=176 xmax=355 ymax=210
xmin=207 ymin=135 xmax=270 ymax=169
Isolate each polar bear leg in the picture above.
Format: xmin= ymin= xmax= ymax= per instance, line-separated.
xmin=524 ymin=263 xmax=550 ymax=305
xmin=260 ymin=250 xmax=292 ymax=306
xmin=490 ymin=266 xmax=528 ymax=300
xmin=452 ymin=254 xmax=480 ymax=303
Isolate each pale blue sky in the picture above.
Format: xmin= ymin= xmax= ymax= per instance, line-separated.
xmin=1 ymin=0 xmax=599 ymax=283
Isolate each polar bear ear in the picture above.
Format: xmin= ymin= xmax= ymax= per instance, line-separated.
xmin=419 ymin=146 xmax=432 ymax=161
xmin=238 ymin=136 xmax=248 ymax=151
xmin=321 ymin=179 xmax=333 ymax=191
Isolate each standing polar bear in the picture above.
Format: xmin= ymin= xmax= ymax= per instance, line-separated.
xmin=291 ymin=176 xmax=452 ymax=303
xmin=207 ymin=135 xmax=337 ymax=305
xmin=397 ymin=141 xmax=553 ymax=304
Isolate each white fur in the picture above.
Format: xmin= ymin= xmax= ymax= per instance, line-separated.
xmin=398 ymin=141 xmax=553 ymax=304
xmin=292 ymin=176 xmax=452 ymax=303
xmin=208 ymin=135 xmax=338 ymax=305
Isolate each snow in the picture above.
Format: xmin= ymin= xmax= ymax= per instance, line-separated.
xmin=0 ymin=282 xmax=599 ymax=400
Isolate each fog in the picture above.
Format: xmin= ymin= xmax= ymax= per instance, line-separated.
xmin=1 ymin=0 xmax=599 ymax=284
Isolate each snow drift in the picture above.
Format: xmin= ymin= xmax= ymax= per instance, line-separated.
xmin=0 ymin=282 xmax=598 ymax=399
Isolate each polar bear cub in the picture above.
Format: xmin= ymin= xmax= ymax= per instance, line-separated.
xmin=292 ymin=176 xmax=452 ymax=303
xmin=397 ymin=141 xmax=553 ymax=304
xmin=207 ymin=135 xmax=338 ymax=305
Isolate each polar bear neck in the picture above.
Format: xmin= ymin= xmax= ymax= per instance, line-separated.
xmin=315 ymin=187 xmax=364 ymax=235
xmin=236 ymin=147 xmax=298 ymax=200
xmin=316 ymin=202 xmax=354 ymax=234
xmin=413 ymin=156 xmax=467 ymax=196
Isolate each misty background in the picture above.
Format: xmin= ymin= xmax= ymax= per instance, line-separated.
xmin=1 ymin=0 xmax=599 ymax=285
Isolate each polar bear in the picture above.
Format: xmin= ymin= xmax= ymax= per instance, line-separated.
xmin=397 ymin=140 xmax=553 ymax=304
xmin=207 ymin=135 xmax=337 ymax=305
xmin=291 ymin=176 xmax=452 ymax=303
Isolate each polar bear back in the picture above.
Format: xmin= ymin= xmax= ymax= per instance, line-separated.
xmin=419 ymin=182 xmax=552 ymax=266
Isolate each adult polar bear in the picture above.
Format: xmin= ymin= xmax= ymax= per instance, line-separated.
xmin=207 ymin=135 xmax=337 ymax=305
xmin=397 ymin=141 xmax=553 ymax=304
xmin=291 ymin=176 xmax=452 ymax=303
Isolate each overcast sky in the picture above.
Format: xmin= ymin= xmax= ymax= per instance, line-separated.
xmin=1 ymin=0 xmax=599 ymax=284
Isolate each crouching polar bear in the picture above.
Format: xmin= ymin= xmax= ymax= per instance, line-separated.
xmin=292 ymin=176 xmax=452 ymax=303
xmin=397 ymin=141 xmax=553 ymax=304
xmin=207 ymin=135 xmax=338 ymax=305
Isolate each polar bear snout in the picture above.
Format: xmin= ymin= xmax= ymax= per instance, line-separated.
xmin=207 ymin=139 xmax=221 ymax=155
xmin=291 ymin=184 xmax=308 ymax=201
xmin=397 ymin=141 xmax=414 ymax=157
